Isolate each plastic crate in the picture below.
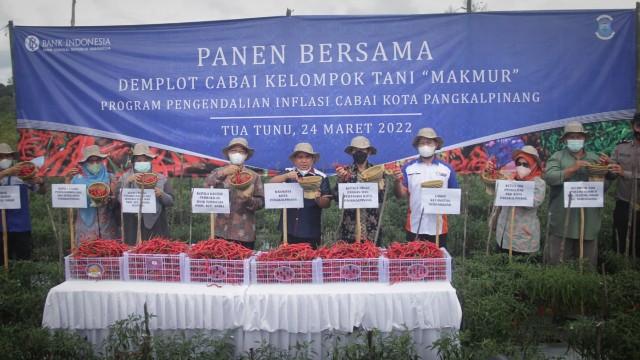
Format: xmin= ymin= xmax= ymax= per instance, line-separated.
xmin=185 ymin=257 xmax=252 ymax=285
xmin=386 ymin=248 xmax=452 ymax=283
xmin=65 ymin=255 xmax=124 ymax=280
xmin=251 ymin=257 xmax=322 ymax=284
xmin=319 ymin=257 xmax=387 ymax=283
xmin=124 ymin=252 xmax=187 ymax=282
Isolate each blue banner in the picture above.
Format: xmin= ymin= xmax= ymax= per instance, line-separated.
xmin=11 ymin=11 xmax=636 ymax=172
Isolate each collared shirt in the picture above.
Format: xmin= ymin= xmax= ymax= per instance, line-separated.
xmin=280 ymin=167 xmax=331 ymax=239
xmin=544 ymin=149 xmax=606 ymax=240
xmin=401 ymin=158 xmax=459 ymax=235
xmin=204 ymin=167 xmax=264 ymax=243
xmin=612 ymin=140 xmax=640 ymax=203
xmin=0 ymin=176 xmax=38 ymax=232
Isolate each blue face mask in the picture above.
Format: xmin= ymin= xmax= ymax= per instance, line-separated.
xmin=134 ymin=161 xmax=151 ymax=173
xmin=86 ymin=163 xmax=102 ymax=175
xmin=566 ymin=139 xmax=584 ymax=153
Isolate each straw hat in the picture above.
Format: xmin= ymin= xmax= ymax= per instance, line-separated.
xmin=512 ymin=145 xmax=541 ymax=166
xmin=78 ymin=145 xmax=108 ymax=163
xmin=561 ymin=121 xmax=589 ymax=140
xmin=0 ymin=143 xmax=17 ymax=155
xmin=222 ymin=137 xmax=254 ymax=160
xmin=412 ymin=128 xmax=443 ymax=149
xmin=344 ymin=136 xmax=377 ymax=155
xmin=131 ymin=143 xmax=157 ymax=158
xmin=289 ymin=143 xmax=319 ymax=162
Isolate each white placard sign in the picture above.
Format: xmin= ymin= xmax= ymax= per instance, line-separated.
xmin=494 ymin=180 xmax=535 ymax=207
xmin=0 ymin=186 xmax=21 ymax=210
xmin=121 ymin=188 xmax=157 ymax=213
xmin=191 ymin=188 xmax=230 ymax=214
xmin=264 ymin=183 xmax=304 ymax=209
xmin=51 ymin=184 xmax=87 ymax=208
xmin=338 ymin=183 xmax=379 ymax=209
xmin=563 ymin=182 xmax=604 ymax=208
xmin=420 ymin=188 xmax=462 ymax=215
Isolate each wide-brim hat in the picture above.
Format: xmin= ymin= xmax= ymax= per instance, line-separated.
xmin=561 ymin=121 xmax=589 ymax=140
xmin=412 ymin=128 xmax=444 ymax=149
xmin=79 ymin=145 xmax=108 ymax=163
xmin=289 ymin=142 xmax=320 ymax=162
xmin=512 ymin=145 xmax=541 ymax=166
xmin=131 ymin=143 xmax=157 ymax=159
xmin=632 ymin=112 xmax=640 ymax=125
xmin=344 ymin=136 xmax=377 ymax=155
xmin=222 ymin=137 xmax=254 ymax=160
xmin=0 ymin=143 xmax=17 ymax=156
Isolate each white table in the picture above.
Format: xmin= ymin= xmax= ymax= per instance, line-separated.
xmin=43 ymin=280 xmax=461 ymax=359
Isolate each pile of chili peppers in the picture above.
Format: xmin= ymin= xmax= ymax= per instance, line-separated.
xmin=257 ymin=243 xmax=316 ymax=261
xmin=136 ymin=173 xmax=158 ymax=188
xmin=316 ymin=241 xmax=380 ymax=259
xmin=317 ymin=241 xmax=381 ymax=282
xmin=386 ymin=241 xmax=443 ymax=259
xmin=255 ymin=243 xmax=316 ymax=283
xmin=131 ymin=237 xmax=188 ymax=254
xmin=230 ymin=171 xmax=252 ymax=185
xmin=17 ymin=162 xmax=36 ymax=179
xmin=188 ymin=238 xmax=252 ymax=260
xmin=88 ymin=183 xmax=109 ymax=199
xmin=72 ymin=239 xmax=129 ymax=258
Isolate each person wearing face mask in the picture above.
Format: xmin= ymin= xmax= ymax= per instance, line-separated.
xmin=65 ymin=145 xmax=120 ymax=244
xmin=270 ymin=143 xmax=332 ymax=249
xmin=394 ymin=128 xmax=458 ymax=248
xmin=334 ymin=136 xmax=386 ymax=244
xmin=544 ymin=121 xmax=615 ymax=266
xmin=605 ymin=112 xmax=639 ymax=257
xmin=204 ymin=138 xmax=264 ymax=249
xmin=0 ymin=143 xmax=46 ymax=266
xmin=488 ymin=146 xmax=546 ymax=255
xmin=116 ymin=143 xmax=174 ymax=245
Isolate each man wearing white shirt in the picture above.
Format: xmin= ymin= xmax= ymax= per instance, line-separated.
xmin=394 ymin=128 xmax=459 ymax=248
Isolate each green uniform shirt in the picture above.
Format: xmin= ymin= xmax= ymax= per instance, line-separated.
xmin=544 ymin=149 xmax=606 ymax=241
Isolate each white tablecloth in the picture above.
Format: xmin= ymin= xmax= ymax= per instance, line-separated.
xmin=43 ymin=280 xmax=461 ymax=359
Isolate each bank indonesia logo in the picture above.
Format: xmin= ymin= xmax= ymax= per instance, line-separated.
xmin=595 ymin=15 xmax=615 ymax=40
xmin=25 ymin=35 xmax=40 ymax=52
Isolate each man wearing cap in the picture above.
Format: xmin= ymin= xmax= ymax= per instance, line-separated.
xmin=205 ymin=138 xmax=264 ymax=249
xmin=545 ymin=121 xmax=617 ymax=266
xmin=116 ymin=143 xmax=174 ymax=245
xmin=65 ymin=145 xmax=120 ymax=244
xmin=607 ymin=113 xmax=639 ymax=257
xmin=489 ymin=145 xmax=546 ymax=254
xmin=394 ymin=128 xmax=458 ymax=248
xmin=0 ymin=143 xmax=46 ymax=266
xmin=270 ymin=143 xmax=332 ymax=249
xmin=335 ymin=136 xmax=386 ymax=244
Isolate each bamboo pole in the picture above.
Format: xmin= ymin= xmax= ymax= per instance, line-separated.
xmin=136 ymin=185 xmax=144 ymax=245
xmin=486 ymin=205 xmax=498 ymax=255
xmin=209 ymin=186 xmax=216 ymax=239
xmin=282 ymin=209 xmax=288 ymax=245
xmin=580 ymin=207 xmax=585 ymax=267
xmin=373 ymin=179 xmax=388 ymax=246
xmin=435 ymin=214 xmax=441 ymax=248
xmin=355 ymin=208 xmax=362 ymax=243
xmin=68 ymin=208 xmax=75 ymax=251
xmin=560 ymin=193 xmax=573 ymax=263
xmin=2 ymin=209 xmax=8 ymax=271
xmin=509 ymin=207 xmax=516 ymax=261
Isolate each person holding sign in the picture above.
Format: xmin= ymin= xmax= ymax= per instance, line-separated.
xmin=204 ymin=138 xmax=264 ymax=249
xmin=335 ymin=136 xmax=385 ymax=244
xmin=0 ymin=143 xmax=46 ymax=265
xmin=544 ymin=121 xmax=614 ymax=266
xmin=270 ymin=143 xmax=331 ymax=249
xmin=394 ymin=128 xmax=458 ymax=248
xmin=607 ymin=112 xmax=638 ymax=257
xmin=116 ymin=143 xmax=174 ymax=245
xmin=488 ymin=145 xmax=546 ymax=255
xmin=65 ymin=145 xmax=120 ymax=245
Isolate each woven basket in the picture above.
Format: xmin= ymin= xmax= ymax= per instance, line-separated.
xmin=421 ymin=180 xmax=443 ymax=188
xmin=586 ymin=164 xmax=609 ymax=181
xmin=135 ymin=173 xmax=159 ymax=189
xmin=87 ymin=182 xmax=110 ymax=206
xmin=360 ymin=165 xmax=384 ymax=182
xmin=17 ymin=161 xmax=36 ymax=180
xmin=229 ymin=170 xmax=254 ymax=190
xmin=298 ymin=176 xmax=322 ymax=191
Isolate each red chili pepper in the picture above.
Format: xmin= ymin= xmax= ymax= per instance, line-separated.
xmin=188 ymin=238 xmax=252 ymax=260
xmin=72 ymin=239 xmax=129 ymax=258
xmin=131 ymin=237 xmax=188 ymax=255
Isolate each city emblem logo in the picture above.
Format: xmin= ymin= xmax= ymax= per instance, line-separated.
xmin=595 ymin=15 xmax=615 ymax=40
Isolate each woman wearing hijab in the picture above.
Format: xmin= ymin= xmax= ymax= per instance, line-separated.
xmin=66 ymin=145 xmax=120 ymax=244
xmin=488 ymin=145 xmax=546 ymax=255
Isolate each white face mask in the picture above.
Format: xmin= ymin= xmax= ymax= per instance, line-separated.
xmin=418 ymin=145 xmax=436 ymax=158
xmin=134 ymin=161 xmax=151 ymax=173
xmin=228 ymin=153 xmax=246 ymax=165
xmin=0 ymin=159 xmax=12 ymax=170
xmin=566 ymin=139 xmax=584 ymax=153
xmin=516 ymin=166 xmax=532 ymax=179
xmin=297 ymin=169 xmax=309 ymax=176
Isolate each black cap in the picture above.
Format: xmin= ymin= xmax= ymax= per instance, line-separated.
xmin=633 ymin=112 xmax=640 ymax=124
